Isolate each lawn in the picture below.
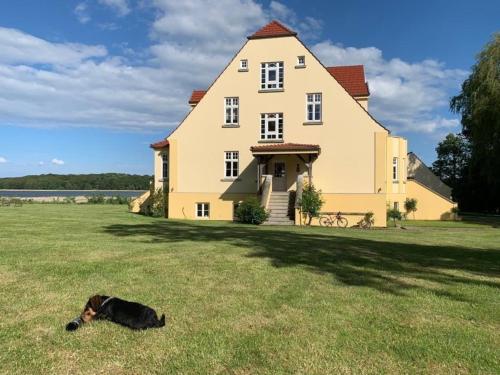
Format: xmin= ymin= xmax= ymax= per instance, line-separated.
xmin=0 ymin=205 xmax=499 ymax=374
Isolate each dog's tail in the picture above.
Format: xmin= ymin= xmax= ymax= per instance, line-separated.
xmin=157 ymin=314 xmax=166 ymax=327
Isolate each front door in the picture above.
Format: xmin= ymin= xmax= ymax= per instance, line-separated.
xmin=273 ymin=161 xmax=286 ymax=191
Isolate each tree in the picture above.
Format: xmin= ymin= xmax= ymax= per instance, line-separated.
xmin=404 ymin=198 xmax=418 ymax=220
xmin=431 ymin=133 xmax=470 ymax=191
xmin=450 ymin=33 xmax=500 ymax=212
xmin=299 ymin=184 xmax=324 ymax=225
xmin=387 ymin=208 xmax=402 ymax=227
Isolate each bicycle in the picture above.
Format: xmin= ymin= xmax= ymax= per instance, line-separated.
xmin=357 ymin=212 xmax=374 ymax=229
xmin=319 ymin=212 xmax=348 ymax=228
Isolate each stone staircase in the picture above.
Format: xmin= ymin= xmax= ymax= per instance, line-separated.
xmin=264 ymin=191 xmax=294 ymax=225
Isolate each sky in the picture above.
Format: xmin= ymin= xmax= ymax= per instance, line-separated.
xmin=0 ymin=0 xmax=498 ymax=177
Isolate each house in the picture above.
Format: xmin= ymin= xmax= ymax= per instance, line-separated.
xmin=141 ymin=20 xmax=455 ymax=226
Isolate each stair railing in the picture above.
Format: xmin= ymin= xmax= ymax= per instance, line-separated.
xmin=260 ymin=174 xmax=273 ymax=209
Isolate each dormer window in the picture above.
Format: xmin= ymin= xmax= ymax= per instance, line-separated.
xmin=296 ymin=56 xmax=305 ymax=67
xmin=260 ymin=62 xmax=283 ymax=90
xmin=239 ymin=59 xmax=248 ymax=72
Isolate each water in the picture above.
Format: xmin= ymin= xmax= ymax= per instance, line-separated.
xmin=0 ymin=190 xmax=146 ymax=198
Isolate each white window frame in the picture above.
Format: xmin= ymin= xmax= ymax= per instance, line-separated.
xmin=224 ymin=151 xmax=239 ymax=178
xmin=297 ymin=56 xmax=305 ymax=66
xmin=260 ymin=62 xmax=284 ymax=90
xmin=239 ymin=59 xmax=248 ymax=70
xmin=393 ymin=157 xmax=399 ymax=181
xmin=196 ymin=203 xmax=209 ymax=218
xmin=224 ymin=97 xmax=239 ymax=125
xmin=260 ymin=113 xmax=283 ymax=140
xmin=306 ymin=93 xmax=322 ymax=122
xmin=161 ymin=153 xmax=168 ymax=180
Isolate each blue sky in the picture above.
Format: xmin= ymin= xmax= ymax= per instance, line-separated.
xmin=0 ymin=0 xmax=498 ymax=177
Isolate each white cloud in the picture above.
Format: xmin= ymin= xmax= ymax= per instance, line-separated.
xmin=51 ymin=158 xmax=65 ymax=165
xmin=312 ymin=41 xmax=467 ymax=133
xmin=38 ymin=161 xmax=44 ymax=166
xmin=98 ymin=0 xmax=131 ymax=17
xmin=74 ymin=2 xmax=91 ymax=24
xmin=269 ymin=1 xmax=322 ymax=40
xmin=0 ymin=157 xmax=7 ymax=163
xmin=0 ymin=27 xmax=106 ymax=66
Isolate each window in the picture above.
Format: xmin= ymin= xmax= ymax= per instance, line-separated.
xmin=196 ymin=203 xmax=209 ymax=218
xmin=392 ymin=157 xmax=399 ymax=181
xmin=394 ymin=201 xmax=399 ymax=211
xmin=161 ymin=153 xmax=168 ymax=179
xmin=239 ymin=59 xmax=248 ymax=70
xmin=297 ymin=56 xmax=305 ymax=66
xmin=224 ymin=97 xmax=238 ymax=125
xmin=261 ymin=113 xmax=283 ymax=140
xmin=224 ymin=151 xmax=239 ymax=178
xmin=261 ymin=62 xmax=283 ymax=90
xmin=306 ymin=93 xmax=322 ymax=122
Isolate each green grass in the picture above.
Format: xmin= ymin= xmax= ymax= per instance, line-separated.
xmin=0 ymin=205 xmax=499 ymax=374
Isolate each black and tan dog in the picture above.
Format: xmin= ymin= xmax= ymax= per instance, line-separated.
xmin=66 ymin=295 xmax=166 ymax=331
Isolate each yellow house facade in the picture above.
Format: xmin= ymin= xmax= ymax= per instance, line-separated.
xmin=144 ymin=21 xmax=455 ymax=226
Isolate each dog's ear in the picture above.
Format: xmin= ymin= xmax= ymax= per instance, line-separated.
xmin=88 ymin=295 xmax=103 ymax=311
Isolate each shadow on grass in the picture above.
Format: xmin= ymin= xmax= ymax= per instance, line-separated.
xmin=460 ymin=213 xmax=500 ymax=228
xmin=103 ymin=220 xmax=500 ymax=299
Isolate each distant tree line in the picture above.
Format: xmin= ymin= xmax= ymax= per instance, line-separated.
xmin=0 ymin=173 xmax=152 ymax=190
xmin=432 ymin=33 xmax=500 ymax=213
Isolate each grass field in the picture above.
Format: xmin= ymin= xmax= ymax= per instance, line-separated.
xmin=0 ymin=205 xmax=499 ymax=374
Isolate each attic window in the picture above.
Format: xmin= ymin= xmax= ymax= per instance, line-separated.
xmin=260 ymin=62 xmax=283 ymax=90
xmin=239 ymin=59 xmax=248 ymax=72
xmin=296 ymin=56 xmax=305 ymax=68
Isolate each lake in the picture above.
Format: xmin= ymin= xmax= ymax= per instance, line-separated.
xmin=0 ymin=190 xmax=146 ymax=198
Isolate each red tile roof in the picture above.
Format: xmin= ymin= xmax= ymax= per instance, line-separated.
xmin=150 ymin=139 xmax=169 ymax=149
xmin=189 ymin=90 xmax=206 ymax=104
xmin=326 ymin=65 xmax=370 ymax=97
xmin=250 ymin=143 xmax=320 ymax=153
xmin=248 ymin=20 xmax=297 ymax=40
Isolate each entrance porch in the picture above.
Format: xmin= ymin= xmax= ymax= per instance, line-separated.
xmin=250 ymin=143 xmax=320 ymax=224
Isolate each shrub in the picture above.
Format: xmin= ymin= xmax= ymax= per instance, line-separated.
xmin=147 ymin=188 xmax=167 ymax=217
xmin=235 ymin=197 xmax=269 ymax=224
xmin=299 ymin=184 xmax=324 ymax=225
xmin=86 ymin=195 xmax=105 ymax=204
xmin=404 ymin=198 xmax=418 ymax=219
xmin=363 ymin=212 xmax=375 ymax=227
xmin=387 ymin=208 xmax=402 ymax=227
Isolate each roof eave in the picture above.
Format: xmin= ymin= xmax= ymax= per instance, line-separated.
xmin=247 ymin=32 xmax=297 ymax=40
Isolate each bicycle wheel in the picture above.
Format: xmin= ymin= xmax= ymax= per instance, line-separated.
xmin=319 ymin=216 xmax=332 ymax=227
xmin=337 ymin=217 xmax=348 ymax=228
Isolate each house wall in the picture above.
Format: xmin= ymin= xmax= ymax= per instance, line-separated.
xmin=386 ymin=136 xmax=408 ymax=211
xmin=294 ymin=193 xmax=387 ymax=227
xmin=406 ymin=180 xmax=456 ymax=220
xmin=165 ymin=36 xmax=389 ymax=222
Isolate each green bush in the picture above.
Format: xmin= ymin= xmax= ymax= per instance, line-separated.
xmin=235 ymin=197 xmax=269 ymax=224
xmin=147 ymin=188 xmax=167 ymax=217
xmin=299 ymin=184 xmax=324 ymax=225
xmin=363 ymin=212 xmax=375 ymax=226
xmin=404 ymin=198 xmax=418 ymax=219
xmin=86 ymin=195 xmax=105 ymax=204
xmin=387 ymin=208 xmax=402 ymax=227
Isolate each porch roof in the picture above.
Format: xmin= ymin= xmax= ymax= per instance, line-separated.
xmin=250 ymin=143 xmax=320 ymax=155
xmin=150 ymin=139 xmax=169 ymax=149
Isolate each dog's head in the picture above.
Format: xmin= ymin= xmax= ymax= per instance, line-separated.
xmin=80 ymin=295 xmax=105 ymax=323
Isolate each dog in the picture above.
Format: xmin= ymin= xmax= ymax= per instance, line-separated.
xmin=66 ymin=295 xmax=166 ymax=331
